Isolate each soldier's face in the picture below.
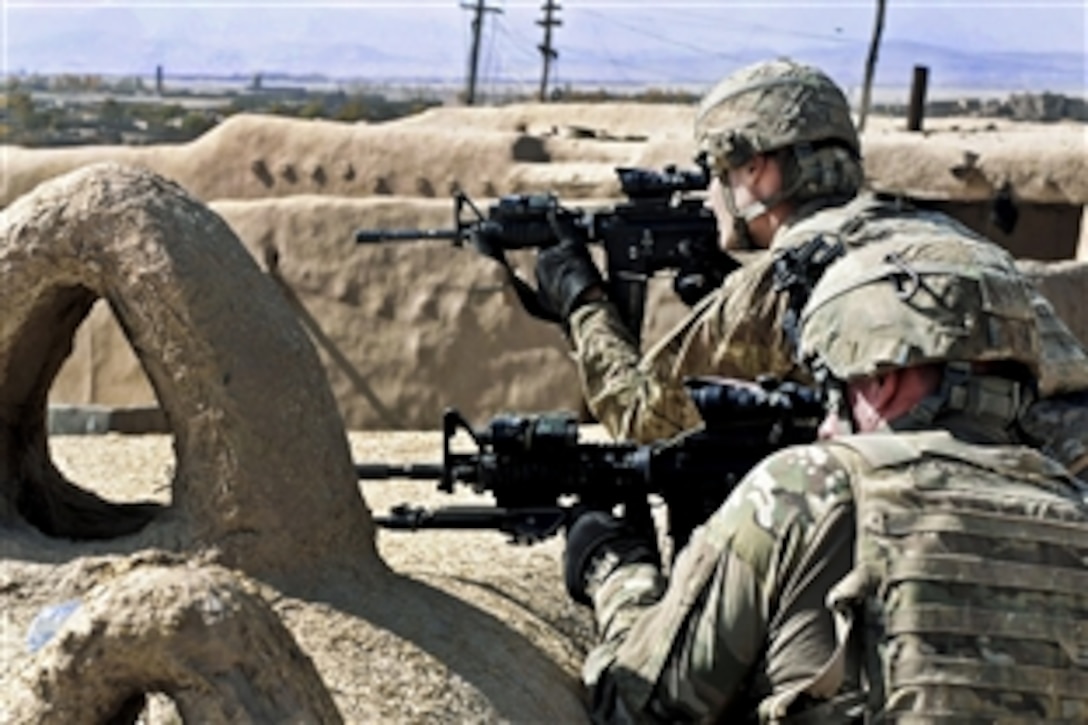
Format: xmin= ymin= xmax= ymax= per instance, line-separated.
xmin=725 ymin=161 xmax=760 ymax=214
xmin=704 ymin=176 xmax=739 ymax=251
xmin=705 ymin=175 xmax=761 ymax=251
xmin=712 ymin=155 xmax=785 ymax=250
xmin=846 ymin=380 xmax=886 ymax=434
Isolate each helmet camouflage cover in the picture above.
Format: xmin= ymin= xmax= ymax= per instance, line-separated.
xmin=798 ymin=235 xmax=1042 ymax=382
xmin=695 ymin=58 xmax=860 ymax=171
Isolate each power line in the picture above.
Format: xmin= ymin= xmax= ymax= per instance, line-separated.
xmin=653 ymin=9 xmax=860 ymax=46
xmin=580 ymin=8 xmax=732 ymax=60
xmin=484 ymin=6 xmax=513 ymax=101
xmin=481 ymin=6 xmax=498 ymax=100
xmin=493 ymin=20 xmax=544 ymax=65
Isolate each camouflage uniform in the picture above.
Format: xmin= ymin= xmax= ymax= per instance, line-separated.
xmin=582 ymin=441 xmax=856 ymax=722
xmin=583 ymin=434 xmax=1088 ymax=722
xmin=566 ymin=60 xmax=1088 ymax=474
xmin=579 ymin=211 xmax=1088 ymax=721
xmin=569 ymin=197 xmax=1088 ymax=444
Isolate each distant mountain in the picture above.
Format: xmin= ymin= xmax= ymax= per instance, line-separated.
xmin=799 ymin=41 xmax=1086 ymax=97
xmin=5 ymin=7 xmax=1084 ymax=98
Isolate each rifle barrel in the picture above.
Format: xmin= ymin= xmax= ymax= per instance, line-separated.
xmin=374 ymin=505 xmax=568 ymax=542
xmin=375 ymin=506 xmax=521 ymax=530
xmin=355 ymin=463 xmax=445 ymax=480
xmin=355 ymin=229 xmax=461 ymax=244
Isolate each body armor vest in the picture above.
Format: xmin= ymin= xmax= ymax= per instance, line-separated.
xmin=828 ymin=431 xmax=1088 ymax=722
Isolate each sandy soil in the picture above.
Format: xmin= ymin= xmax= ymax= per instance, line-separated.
xmin=37 ymin=428 xmax=612 ymax=722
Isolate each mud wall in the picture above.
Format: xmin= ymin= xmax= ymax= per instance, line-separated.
xmin=922 ymin=199 xmax=1083 ymax=262
xmin=46 ymin=215 xmax=1088 ymax=432
xmin=2 ymin=108 xmax=1081 ymax=429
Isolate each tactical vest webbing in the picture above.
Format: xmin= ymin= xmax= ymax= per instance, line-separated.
xmin=772 ymin=193 xmax=1088 ymax=474
xmin=827 ymin=431 xmax=1088 ymax=723
xmin=771 ymin=193 xmax=919 ymax=362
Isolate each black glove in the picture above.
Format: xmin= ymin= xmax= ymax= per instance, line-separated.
xmin=673 ymin=248 xmax=740 ymax=307
xmin=563 ymin=508 xmax=660 ymax=607
xmin=534 ymin=209 xmax=604 ymax=320
xmin=673 ymin=269 xmax=720 ymax=307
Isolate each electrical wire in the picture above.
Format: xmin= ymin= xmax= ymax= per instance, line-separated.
xmin=657 ymin=7 xmax=863 ymax=45
xmin=493 ymin=16 xmax=543 ymax=64
xmin=579 ymin=7 xmax=733 ymax=60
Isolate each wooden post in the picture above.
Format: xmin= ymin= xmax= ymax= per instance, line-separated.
xmin=537 ymin=0 xmax=561 ymax=102
xmin=907 ymin=64 xmax=929 ymax=132
xmin=857 ymin=0 xmax=887 ymax=132
xmin=462 ymin=1 xmax=502 ymax=106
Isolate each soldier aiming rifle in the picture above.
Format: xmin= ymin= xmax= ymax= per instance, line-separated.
xmin=356 ymin=155 xmax=739 ymax=346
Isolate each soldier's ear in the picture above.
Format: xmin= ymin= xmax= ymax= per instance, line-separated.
xmin=848 ymin=372 xmax=899 ymax=421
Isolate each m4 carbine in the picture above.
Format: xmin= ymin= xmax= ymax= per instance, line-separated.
xmin=356 ymin=377 xmax=823 ymax=550
xmin=355 ymin=155 xmax=739 ymax=345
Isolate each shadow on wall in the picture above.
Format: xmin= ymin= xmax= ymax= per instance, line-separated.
xmin=921 ymin=197 xmax=1083 ymax=261
xmin=264 ymin=250 xmax=407 ymax=429
xmin=45 ymin=185 xmax=1088 ymax=432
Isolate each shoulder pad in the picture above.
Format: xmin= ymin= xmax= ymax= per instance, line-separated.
xmin=826 ymin=432 xmax=924 ymax=469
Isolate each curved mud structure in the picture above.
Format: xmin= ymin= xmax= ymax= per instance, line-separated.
xmin=0 ymin=162 xmax=374 ymax=578
xmin=3 ymin=557 xmax=342 ymax=724
xmin=0 ymin=163 xmax=588 ymax=721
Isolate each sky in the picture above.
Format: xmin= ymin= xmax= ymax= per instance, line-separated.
xmin=3 ymin=1 xmax=1086 ymax=96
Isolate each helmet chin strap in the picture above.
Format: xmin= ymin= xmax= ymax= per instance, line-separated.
xmin=823 ymin=382 xmax=858 ymax=435
xmin=889 ymin=362 xmax=1034 ymax=438
xmin=720 ymin=215 xmax=755 ymax=251
xmin=808 ymin=362 xmax=858 ymax=436
xmin=719 ymin=151 xmax=804 ymax=235
xmin=718 ymin=184 xmax=761 ymax=250
xmin=815 ymin=362 xmax=1033 ymax=440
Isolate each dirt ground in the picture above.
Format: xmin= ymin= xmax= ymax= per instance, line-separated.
xmin=37 ymin=428 xmax=609 ymax=722
xmin=0 ymin=161 xmax=609 ymax=723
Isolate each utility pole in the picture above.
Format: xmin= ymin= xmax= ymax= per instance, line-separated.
xmin=857 ymin=0 xmax=887 ymax=132
xmin=537 ymin=0 xmax=561 ymax=102
xmin=462 ymin=0 xmax=502 ymax=106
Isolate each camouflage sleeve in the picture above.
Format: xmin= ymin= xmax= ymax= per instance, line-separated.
xmin=582 ymin=444 xmax=856 ymax=722
xmin=1020 ymin=289 xmax=1088 ymax=475
xmin=568 ymin=253 xmax=799 ymax=444
xmin=1030 ymin=288 xmax=1088 ymax=396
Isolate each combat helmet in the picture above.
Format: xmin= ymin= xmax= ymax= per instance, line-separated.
xmin=696 ymin=57 xmax=859 ymax=168
xmin=798 ymin=234 xmax=1041 ymax=427
xmin=695 ymin=58 xmax=863 ymax=210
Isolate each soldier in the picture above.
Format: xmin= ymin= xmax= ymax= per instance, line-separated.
xmin=534 ymin=57 xmax=1088 ymax=475
xmin=562 ymin=232 xmax=1088 ymax=722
